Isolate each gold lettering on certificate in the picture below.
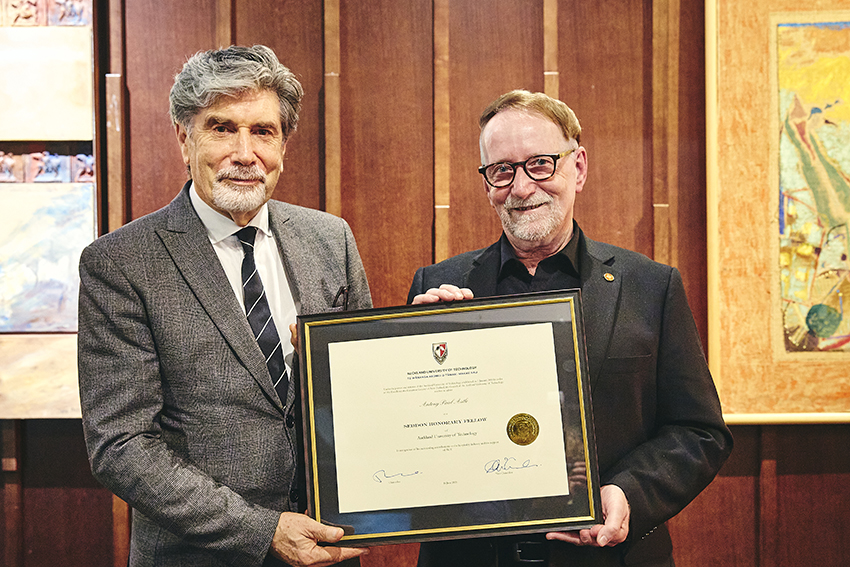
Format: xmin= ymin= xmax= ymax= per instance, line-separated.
xmin=506 ymin=413 xmax=540 ymax=446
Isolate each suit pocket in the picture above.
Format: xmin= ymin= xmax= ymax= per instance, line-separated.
xmin=601 ymin=353 xmax=653 ymax=374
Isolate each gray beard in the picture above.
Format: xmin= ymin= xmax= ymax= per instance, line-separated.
xmin=211 ymin=166 xmax=268 ymax=213
xmin=497 ymin=195 xmax=565 ymax=242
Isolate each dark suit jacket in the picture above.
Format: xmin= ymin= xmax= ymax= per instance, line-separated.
xmin=78 ymin=183 xmax=371 ymax=567
xmin=408 ymin=230 xmax=732 ymax=566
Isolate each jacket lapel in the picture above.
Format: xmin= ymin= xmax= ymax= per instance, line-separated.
xmin=579 ymin=236 xmax=621 ymax=386
xmin=266 ymin=203 xmax=310 ymax=311
xmin=463 ymin=242 xmax=501 ymax=298
xmin=155 ymin=184 xmax=283 ymax=410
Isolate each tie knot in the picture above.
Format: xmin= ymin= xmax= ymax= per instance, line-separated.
xmin=236 ymin=226 xmax=258 ymax=253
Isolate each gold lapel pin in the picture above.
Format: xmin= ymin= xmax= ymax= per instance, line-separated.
xmin=603 ymin=272 xmax=615 ymax=282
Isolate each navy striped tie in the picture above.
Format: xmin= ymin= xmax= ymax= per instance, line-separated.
xmin=236 ymin=227 xmax=288 ymax=404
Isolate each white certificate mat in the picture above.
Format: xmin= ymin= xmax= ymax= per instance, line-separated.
xmin=328 ymin=323 xmax=569 ymax=514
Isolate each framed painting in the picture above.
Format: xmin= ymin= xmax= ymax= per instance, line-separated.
xmin=707 ymin=0 xmax=850 ymax=423
xmin=0 ymin=183 xmax=95 ymax=332
xmin=0 ymin=182 xmax=93 ymax=418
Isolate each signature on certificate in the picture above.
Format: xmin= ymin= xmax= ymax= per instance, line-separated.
xmin=372 ymin=469 xmax=422 ymax=483
xmin=484 ymin=457 xmax=539 ymax=473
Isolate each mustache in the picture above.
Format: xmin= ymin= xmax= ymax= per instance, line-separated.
xmin=503 ymin=193 xmax=552 ymax=210
xmin=215 ymin=165 xmax=266 ymax=183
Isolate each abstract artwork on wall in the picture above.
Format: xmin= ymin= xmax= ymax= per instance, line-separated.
xmin=777 ymin=21 xmax=850 ymax=353
xmin=708 ymin=2 xmax=850 ymax=421
xmin=0 ymin=183 xmax=95 ymax=332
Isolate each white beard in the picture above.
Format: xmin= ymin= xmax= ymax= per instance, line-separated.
xmin=211 ymin=165 xmax=268 ymax=213
xmin=497 ymin=193 xmax=565 ymax=242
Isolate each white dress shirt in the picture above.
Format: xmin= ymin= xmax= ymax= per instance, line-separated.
xmin=189 ymin=183 xmax=298 ymax=371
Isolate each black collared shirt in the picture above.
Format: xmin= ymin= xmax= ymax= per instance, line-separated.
xmin=495 ymin=222 xmax=583 ymax=295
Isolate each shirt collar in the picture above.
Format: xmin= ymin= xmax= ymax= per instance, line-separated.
xmin=498 ymin=221 xmax=582 ymax=276
xmin=189 ymin=181 xmax=271 ymax=243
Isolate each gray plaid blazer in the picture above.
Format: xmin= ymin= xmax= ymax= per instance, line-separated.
xmin=78 ymin=183 xmax=371 ymax=566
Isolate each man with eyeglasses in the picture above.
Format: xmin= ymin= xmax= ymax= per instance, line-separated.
xmin=408 ymin=90 xmax=732 ymax=567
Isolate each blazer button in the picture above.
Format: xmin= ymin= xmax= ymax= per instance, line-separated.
xmin=286 ymin=414 xmax=295 ymax=428
xmin=289 ymin=489 xmax=299 ymax=502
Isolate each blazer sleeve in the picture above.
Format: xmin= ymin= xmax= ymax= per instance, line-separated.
xmin=406 ymin=266 xmax=427 ymax=304
xmin=78 ymin=242 xmax=280 ymax=567
xmin=601 ymin=267 xmax=732 ymax=542
xmin=341 ymin=218 xmax=372 ymax=310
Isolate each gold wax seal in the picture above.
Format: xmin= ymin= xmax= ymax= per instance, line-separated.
xmin=506 ymin=413 xmax=539 ymax=446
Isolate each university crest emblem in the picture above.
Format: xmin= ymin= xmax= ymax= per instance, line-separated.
xmin=432 ymin=342 xmax=448 ymax=364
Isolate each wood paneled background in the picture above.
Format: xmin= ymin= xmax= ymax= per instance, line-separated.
xmin=2 ymin=1 xmax=849 ymax=566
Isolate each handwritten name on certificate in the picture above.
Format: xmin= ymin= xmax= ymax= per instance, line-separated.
xmin=328 ymin=322 xmax=570 ymax=514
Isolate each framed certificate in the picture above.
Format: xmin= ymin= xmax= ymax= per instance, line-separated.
xmin=297 ymin=290 xmax=601 ymax=546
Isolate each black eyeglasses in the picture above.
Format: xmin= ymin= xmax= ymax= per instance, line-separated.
xmin=478 ymin=149 xmax=577 ymax=188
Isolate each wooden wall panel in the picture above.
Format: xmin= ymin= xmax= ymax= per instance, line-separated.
xmin=235 ymin=0 xmax=325 ymax=210
xmin=2 ymin=421 xmax=22 ymax=567
xmin=668 ymin=425 xmax=759 ymax=567
xmin=338 ymin=0 xmax=434 ymax=308
xmin=559 ymin=0 xmax=654 ymax=258
xmin=674 ymin=0 xmax=708 ymax=346
xmin=124 ymin=0 xmax=218 ymax=220
xmin=21 ymin=421 xmax=113 ymax=567
xmin=446 ymin=0 xmax=544 ymax=259
xmin=669 ymin=424 xmax=850 ymax=567
xmin=24 ymin=488 xmax=114 ymax=566
xmin=774 ymin=425 xmax=850 ymax=566
xmin=558 ymin=0 xmax=708 ymax=348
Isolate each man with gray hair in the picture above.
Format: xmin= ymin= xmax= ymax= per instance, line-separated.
xmin=78 ymin=45 xmax=370 ymax=566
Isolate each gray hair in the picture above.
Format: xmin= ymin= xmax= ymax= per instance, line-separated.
xmin=169 ymin=45 xmax=303 ymax=139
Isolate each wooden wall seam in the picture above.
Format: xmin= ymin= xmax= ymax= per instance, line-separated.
xmin=105 ymin=3 xmax=131 ymax=563
xmin=543 ymin=0 xmax=558 ymax=98
xmin=664 ymin=0 xmax=679 ymax=269
xmin=651 ymin=0 xmax=679 ymax=266
xmin=433 ymin=0 xmax=450 ymax=263
xmin=108 ymin=0 xmax=124 ymax=78
xmin=106 ymin=0 xmax=127 ymax=232
xmin=215 ymin=0 xmax=233 ymax=48
xmin=324 ymin=0 xmax=341 ymax=217
xmin=759 ymin=426 xmax=778 ymax=567
xmin=2 ymin=420 xmax=23 ymax=567
xmin=105 ymin=74 xmax=127 ymax=233
xmin=112 ymin=494 xmax=131 ymax=567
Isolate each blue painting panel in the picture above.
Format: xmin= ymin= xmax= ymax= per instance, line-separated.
xmin=0 ymin=183 xmax=96 ymax=332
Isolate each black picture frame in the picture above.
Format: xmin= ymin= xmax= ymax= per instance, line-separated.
xmin=297 ymin=290 xmax=601 ymax=546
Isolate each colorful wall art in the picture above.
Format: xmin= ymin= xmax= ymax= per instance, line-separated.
xmin=777 ymin=21 xmax=850 ymax=353
xmin=708 ymin=3 xmax=850 ymax=421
